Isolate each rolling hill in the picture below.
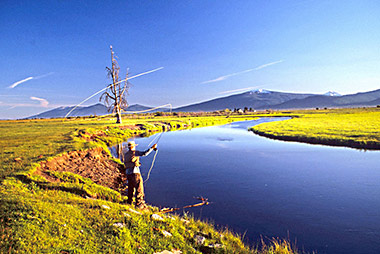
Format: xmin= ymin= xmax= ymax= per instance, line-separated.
xmin=27 ymin=103 xmax=109 ymax=119
xmin=271 ymin=89 xmax=380 ymax=109
xmin=174 ymin=89 xmax=314 ymax=112
xmin=174 ymin=89 xmax=380 ymax=111
xmin=27 ymin=104 xmax=166 ymax=119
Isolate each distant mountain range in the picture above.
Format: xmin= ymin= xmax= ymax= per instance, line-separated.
xmin=28 ymin=104 xmax=109 ymax=119
xmin=28 ymin=88 xmax=380 ymax=118
xmin=270 ymin=89 xmax=380 ymax=110
xmin=174 ymin=89 xmax=313 ymax=112
xmin=27 ymin=104 xmax=166 ymax=119
xmin=174 ymin=89 xmax=380 ymax=112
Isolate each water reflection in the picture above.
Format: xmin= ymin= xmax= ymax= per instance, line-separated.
xmin=115 ymin=143 xmax=124 ymax=161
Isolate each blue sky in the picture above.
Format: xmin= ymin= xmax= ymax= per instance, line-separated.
xmin=1 ymin=0 xmax=380 ymax=119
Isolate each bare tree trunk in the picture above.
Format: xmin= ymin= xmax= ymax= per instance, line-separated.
xmin=100 ymin=46 xmax=129 ymax=124
xmin=116 ymin=143 xmax=124 ymax=161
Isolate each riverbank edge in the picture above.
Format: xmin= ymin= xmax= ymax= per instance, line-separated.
xmin=248 ymin=108 xmax=380 ymax=150
xmin=3 ymin=115 xmax=302 ymax=253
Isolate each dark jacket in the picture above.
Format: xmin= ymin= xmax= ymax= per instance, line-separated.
xmin=124 ymin=148 xmax=154 ymax=174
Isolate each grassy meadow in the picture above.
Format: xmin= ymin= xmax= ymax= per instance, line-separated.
xmin=0 ymin=113 xmax=302 ymax=253
xmin=2 ymin=107 xmax=378 ymax=253
xmin=250 ymin=107 xmax=380 ymax=150
xmin=0 ymin=113 xmax=254 ymax=179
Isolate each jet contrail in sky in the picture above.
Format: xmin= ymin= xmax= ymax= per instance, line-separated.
xmin=201 ymin=60 xmax=284 ymax=84
xmin=8 ymin=72 xmax=54 ymax=88
xmin=34 ymin=72 xmax=54 ymax=80
xmin=254 ymin=60 xmax=284 ymax=70
xmin=8 ymin=77 xmax=34 ymax=88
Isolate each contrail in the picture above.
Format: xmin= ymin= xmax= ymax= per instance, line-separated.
xmin=9 ymin=77 xmax=33 ymax=88
xmin=8 ymin=72 xmax=54 ymax=88
xmin=201 ymin=70 xmax=253 ymax=84
xmin=254 ymin=60 xmax=283 ymax=70
xmin=34 ymin=72 xmax=55 ymax=80
xmin=201 ymin=60 xmax=284 ymax=84
xmin=64 ymin=67 xmax=164 ymax=118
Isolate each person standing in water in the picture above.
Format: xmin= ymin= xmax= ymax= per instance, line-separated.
xmin=123 ymin=141 xmax=157 ymax=209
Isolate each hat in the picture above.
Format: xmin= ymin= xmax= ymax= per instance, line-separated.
xmin=127 ymin=141 xmax=138 ymax=148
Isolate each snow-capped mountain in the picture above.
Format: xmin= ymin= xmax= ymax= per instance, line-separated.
xmin=324 ymin=91 xmax=341 ymax=96
xmin=252 ymin=89 xmax=272 ymax=94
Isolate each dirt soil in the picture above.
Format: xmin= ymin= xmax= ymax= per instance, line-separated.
xmin=38 ymin=147 xmax=126 ymax=191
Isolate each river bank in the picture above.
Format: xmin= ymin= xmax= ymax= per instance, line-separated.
xmin=2 ymin=114 xmax=301 ymax=253
xmin=119 ymin=117 xmax=380 ymax=254
xmin=8 ymin=107 xmax=378 ymax=253
xmin=250 ymin=107 xmax=380 ymax=150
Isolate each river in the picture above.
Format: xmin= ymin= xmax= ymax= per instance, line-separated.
xmin=109 ymin=118 xmax=380 ymax=254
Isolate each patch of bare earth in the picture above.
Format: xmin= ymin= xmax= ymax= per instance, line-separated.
xmin=37 ymin=147 xmax=126 ymax=191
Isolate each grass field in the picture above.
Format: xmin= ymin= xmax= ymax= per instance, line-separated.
xmin=0 ymin=114 xmax=255 ymax=179
xmin=3 ymin=107 xmax=376 ymax=253
xmin=250 ymin=107 xmax=380 ymax=150
xmin=0 ymin=113 xmax=301 ymax=253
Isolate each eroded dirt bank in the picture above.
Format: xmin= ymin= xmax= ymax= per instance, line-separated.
xmin=38 ymin=147 xmax=126 ymax=191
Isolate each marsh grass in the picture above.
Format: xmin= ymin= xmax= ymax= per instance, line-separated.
xmin=250 ymin=107 xmax=380 ymax=150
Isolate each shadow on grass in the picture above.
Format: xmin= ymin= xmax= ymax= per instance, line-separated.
xmin=14 ymin=174 xmax=92 ymax=198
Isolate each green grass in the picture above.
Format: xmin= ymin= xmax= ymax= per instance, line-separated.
xmin=250 ymin=107 xmax=380 ymax=150
xmin=1 ymin=175 xmax=253 ymax=253
xmin=0 ymin=113 xmax=302 ymax=253
xmin=0 ymin=114 xmax=256 ymax=179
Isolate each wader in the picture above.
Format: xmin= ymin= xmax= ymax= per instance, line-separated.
xmin=127 ymin=173 xmax=145 ymax=206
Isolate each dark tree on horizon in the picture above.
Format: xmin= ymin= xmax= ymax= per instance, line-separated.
xmin=100 ymin=46 xmax=130 ymax=124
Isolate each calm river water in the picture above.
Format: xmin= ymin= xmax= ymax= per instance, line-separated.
xmin=110 ymin=118 xmax=380 ymax=254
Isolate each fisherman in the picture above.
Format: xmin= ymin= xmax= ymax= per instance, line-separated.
xmin=124 ymin=141 xmax=157 ymax=209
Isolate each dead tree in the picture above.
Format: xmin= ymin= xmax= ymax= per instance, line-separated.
xmin=100 ymin=45 xmax=129 ymax=124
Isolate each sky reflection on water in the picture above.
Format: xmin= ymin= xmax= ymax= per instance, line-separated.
xmin=110 ymin=118 xmax=380 ymax=254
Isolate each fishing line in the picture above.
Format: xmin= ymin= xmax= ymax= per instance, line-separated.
xmin=144 ymin=127 xmax=167 ymax=184
xmin=144 ymin=149 xmax=159 ymax=184
xmin=125 ymin=103 xmax=172 ymax=114
xmin=147 ymin=133 xmax=160 ymax=148
xmin=64 ymin=67 xmax=164 ymax=118
xmin=147 ymin=128 xmax=166 ymax=147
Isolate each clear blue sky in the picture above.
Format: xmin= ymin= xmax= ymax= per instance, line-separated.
xmin=1 ymin=0 xmax=380 ymax=119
